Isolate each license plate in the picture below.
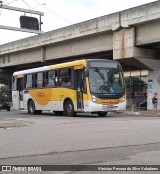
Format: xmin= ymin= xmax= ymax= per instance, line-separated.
xmin=107 ymin=105 xmax=114 ymax=108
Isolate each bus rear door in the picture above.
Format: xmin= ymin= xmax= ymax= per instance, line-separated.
xmin=16 ymin=76 xmax=24 ymax=109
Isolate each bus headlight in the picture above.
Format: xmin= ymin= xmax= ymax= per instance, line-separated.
xmin=92 ymin=95 xmax=98 ymax=103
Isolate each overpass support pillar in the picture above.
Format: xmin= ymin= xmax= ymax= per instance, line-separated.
xmin=113 ymin=27 xmax=159 ymax=61
xmin=113 ymin=27 xmax=135 ymax=60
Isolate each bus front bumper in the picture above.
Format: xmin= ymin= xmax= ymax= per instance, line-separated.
xmin=85 ymin=101 xmax=126 ymax=112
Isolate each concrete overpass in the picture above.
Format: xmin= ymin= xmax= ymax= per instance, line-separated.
xmin=1 ymin=0 xmax=160 ymax=109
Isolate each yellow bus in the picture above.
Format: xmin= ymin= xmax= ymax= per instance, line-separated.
xmin=12 ymin=59 xmax=126 ymax=116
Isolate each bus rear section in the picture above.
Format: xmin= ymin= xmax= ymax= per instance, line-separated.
xmin=12 ymin=59 xmax=126 ymax=116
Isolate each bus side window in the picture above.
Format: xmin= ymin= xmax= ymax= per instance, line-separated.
xmin=25 ymin=74 xmax=33 ymax=89
xmin=46 ymin=70 xmax=57 ymax=87
xmin=58 ymin=68 xmax=72 ymax=87
xmin=36 ymin=72 xmax=44 ymax=88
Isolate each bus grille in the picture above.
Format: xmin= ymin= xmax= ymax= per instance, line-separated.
xmin=97 ymin=94 xmax=122 ymax=99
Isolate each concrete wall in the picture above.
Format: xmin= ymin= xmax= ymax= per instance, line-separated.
xmin=0 ymin=32 xmax=113 ymax=66
xmin=1 ymin=1 xmax=160 ymax=57
xmin=45 ymin=32 xmax=112 ymax=60
xmin=137 ymin=58 xmax=160 ymax=110
xmin=0 ymin=48 xmax=42 ymax=67
xmin=113 ymin=28 xmax=135 ymax=60
xmin=147 ymin=64 xmax=160 ymax=110
xmin=136 ymin=19 xmax=160 ymax=45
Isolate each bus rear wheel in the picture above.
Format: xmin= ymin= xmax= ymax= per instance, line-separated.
xmin=64 ymin=100 xmax=76 ymax=117
xmin=97 ymin=112 xmax=108 ymax=117
xmin=28 ymin=100 xmax=36 ymax=114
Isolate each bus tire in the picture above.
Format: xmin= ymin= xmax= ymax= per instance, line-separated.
xmin=7 ymin=108 xmax=10 ymax=111
xmin=64 ymin=100 xmax=76 ymax=117
xmin=97 ymin=112 xmax=108 ymax=117
xmin=28 ymin=100 xmax=36 ymax=114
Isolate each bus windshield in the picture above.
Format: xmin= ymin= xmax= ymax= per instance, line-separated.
xmin=88 ymin=68 xmax=125 ymax=94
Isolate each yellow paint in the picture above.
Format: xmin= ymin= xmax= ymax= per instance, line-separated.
xmin=74 ymin=65 xmax=84 ymax=70
xmin=17 ymin=75 xmax=24 ymax=78
xmin=28 ymin=75 xmax=123 ymax=107
xmin=86 ymin=77 xmax=92 ymax=100
xmin=29 ymin=88 xmax=53 ymax=106
xmin=48 ymin=60 xmax=86 ymax=70
xmin=97 ymin=98 xmax=123 ymax=104
xmin=4 ymin=127 xmax=12 ymax=130
xmin=29 ymin=87 xmax=88 ymax=106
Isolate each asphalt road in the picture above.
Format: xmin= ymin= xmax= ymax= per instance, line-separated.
xmin=0 ymin=110 xmax=160 ymax=174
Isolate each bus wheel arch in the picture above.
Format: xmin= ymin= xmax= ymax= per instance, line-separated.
xmin=28 ymin=99 xmax=42 ymax=115
xmin=63 ymin=98 xmax=76 ymax=117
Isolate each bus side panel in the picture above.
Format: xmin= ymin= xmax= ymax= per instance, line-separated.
xmin=52 ymin=88 xmax=76 ymax=111
xmin=12 ymin=91 xmax=20 ymax=110
xmin=23 ymin=92 xmax=29 ymax=110
xmin=23 ymin=88 xmax=77 ymax=112
xmin=82 ymin=77 xmax=92 ymax=112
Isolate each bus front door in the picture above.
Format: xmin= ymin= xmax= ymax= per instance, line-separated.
xmin=17 ymin=77 xmax=24 ymax=109
xmin=75 ymin=69 xmax=84 ymax=111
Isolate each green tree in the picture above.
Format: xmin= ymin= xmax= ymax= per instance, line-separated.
xmin=0 ymin=85 xmax=9 ymax=102
xmin=125 ymin=76 xmax=147 ymax=94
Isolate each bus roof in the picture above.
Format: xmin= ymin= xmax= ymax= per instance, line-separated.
xmin=13 ymin=59 xmax=87 ymax=76
xmin=13 ymin=59 xmax=119 ymax=76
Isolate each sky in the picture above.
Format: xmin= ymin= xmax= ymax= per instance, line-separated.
xmin=0 ymin=0 xmax=158 ymax=45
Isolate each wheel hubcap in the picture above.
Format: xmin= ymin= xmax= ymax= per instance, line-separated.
xmin=29 ymin=102 xmax=34 ymax=113
xmin=67 ymin=104 xmax=73 ymax=114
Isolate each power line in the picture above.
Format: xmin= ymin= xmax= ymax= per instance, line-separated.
xmin=32 ymin=0 xmax=73 ymax=24
xmin=4 ymin=0 xmax=18 ymax=5
xmin=19 ymin=0 xmax=30 ymax=9
xmin=2 ymin=0 xmax=73 ymax=24
xmin=4 ymin=0 xmax=30 ymax=8
xmin=1 ymin=0 xmax=18 ymax=15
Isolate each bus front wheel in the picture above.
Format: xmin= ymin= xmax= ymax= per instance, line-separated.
xmin=97 ymin=112 xmax=108 ymax=117
xmin=64 ymin=100 xmax=76 ymax=117
xmin=28 ymin=100 xmax=36 ymax=114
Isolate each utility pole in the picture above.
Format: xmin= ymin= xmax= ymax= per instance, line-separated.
xmin=0 ymin=1 xmax=44 ymax=34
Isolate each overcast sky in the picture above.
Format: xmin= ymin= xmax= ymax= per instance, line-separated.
xmin=0 ymin=0 xmax=157 ymax=45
